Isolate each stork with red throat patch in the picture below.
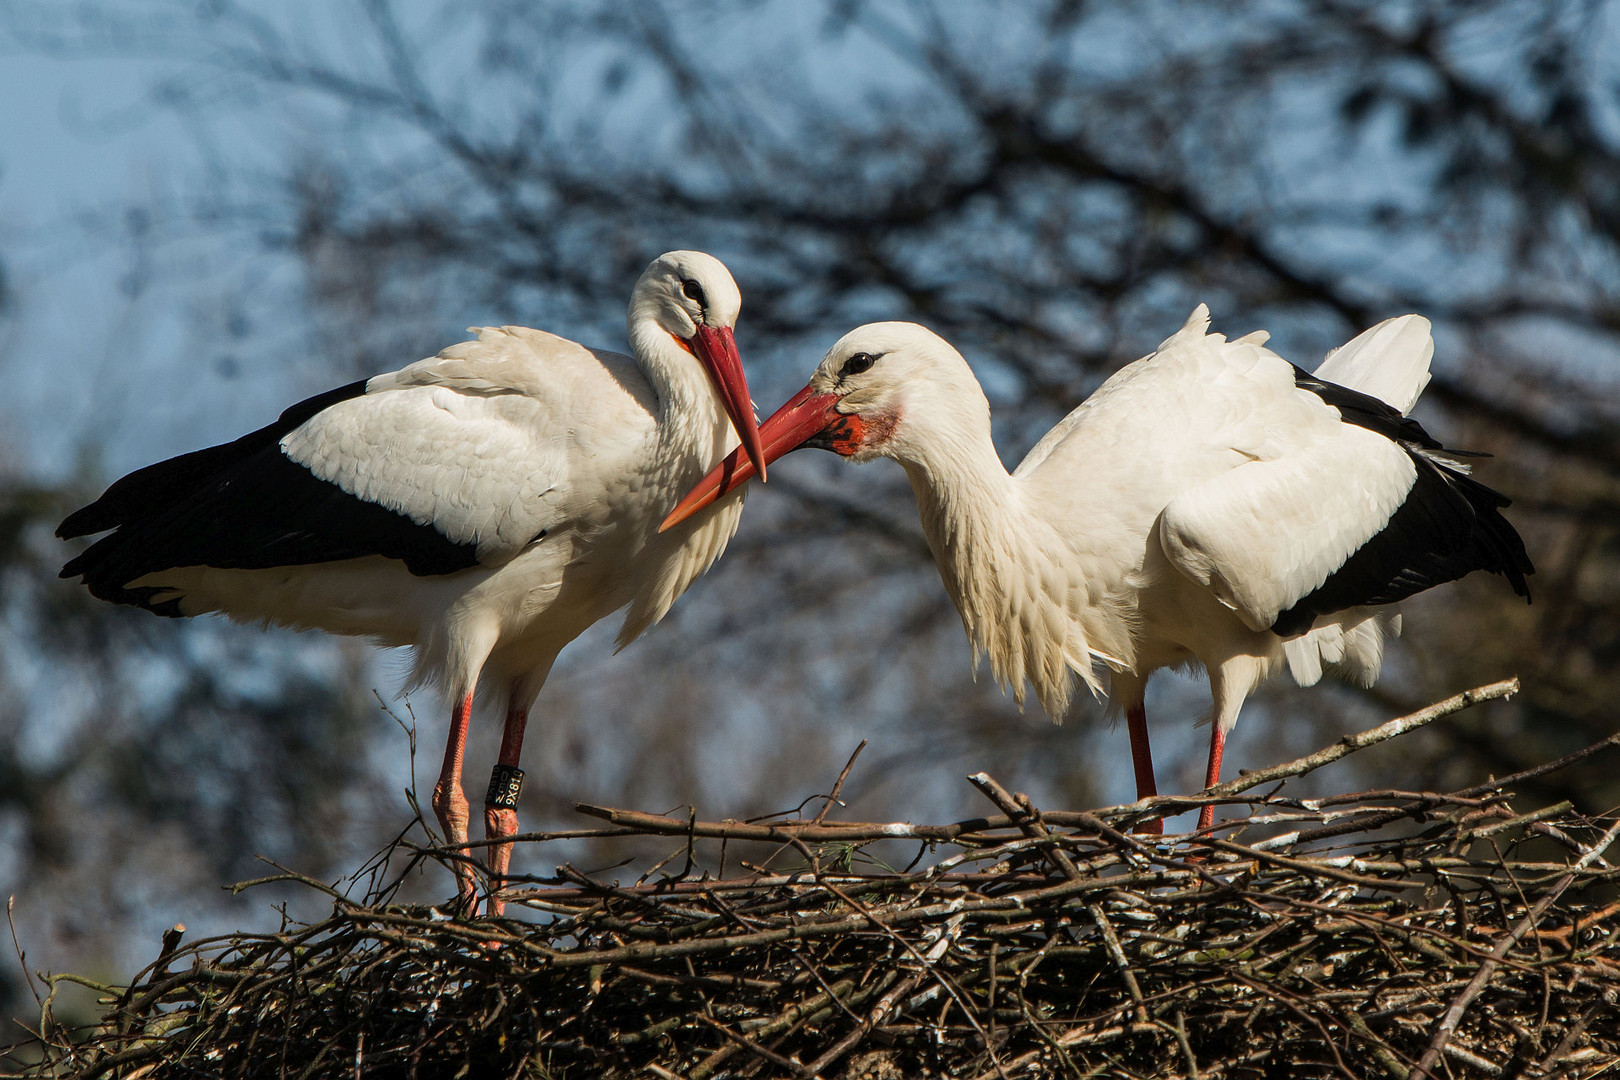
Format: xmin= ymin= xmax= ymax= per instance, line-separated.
xmin=665 ymin=313 xmax=1532 ymax=832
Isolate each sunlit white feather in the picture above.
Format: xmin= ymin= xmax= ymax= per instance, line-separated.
xmin=810 ymin=305 xmax=1434 ymax=733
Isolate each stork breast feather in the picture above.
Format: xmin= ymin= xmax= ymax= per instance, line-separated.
xmin=1158 ymin=426 xmax=1416 ymax=631
xmin=279 ymin=387 xmax=565 ymax=564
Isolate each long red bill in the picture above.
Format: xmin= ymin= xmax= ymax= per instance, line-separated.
xmin=690 ymin=325 xmax=768 ymax=482
xmin=659 ymin=383 xmax=842 ymax=532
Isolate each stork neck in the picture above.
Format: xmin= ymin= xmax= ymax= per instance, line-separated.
xmin=900 ymin=422 xmax=1019 ymax=548
xmin=901 ymin=425 xmax=1027 ymax=621
xmin=628 ymin=319 xmax=705 ymax=415
xmin=627 ymin=317 xmax=731 ymax=462
xmin=899 ymin=418 xmax=1120 ymax=718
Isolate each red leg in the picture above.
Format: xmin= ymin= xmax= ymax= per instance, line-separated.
xmin=1125 ymin=702 xmax=1163 ymax=834
xmin=433 ymin=692 xmax=476 ymax=907
xmin=1197 ymin=723 xmax=1228 ymax=832
xmin=482 ymin=691 xmax=530 ymax=917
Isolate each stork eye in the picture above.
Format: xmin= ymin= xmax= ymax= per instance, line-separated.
xmin=840 ymin=352 xmax=878 ymax=377
xmin=681 ymin=279 xmax=706 ymax=306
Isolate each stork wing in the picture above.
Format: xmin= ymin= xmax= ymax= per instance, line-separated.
xmin=1158 ymin=424 xmax=1419 ymax=633
xmin=60 ymin=327 xmax=642 ymax=613
xmin=280 ymin=380 xmax=570 ymax=568
xmin=1159 ymin=381 xmax=1531 ymax=638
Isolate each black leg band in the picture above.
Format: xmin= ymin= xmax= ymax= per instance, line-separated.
xmin=485 ymin=764 xmax=525 ymax=810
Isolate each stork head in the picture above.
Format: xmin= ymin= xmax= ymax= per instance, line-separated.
xmin=630 ymin=250 xmax=766 ymax=479
xmin=661 ymin=321 xmax=984 ymax=530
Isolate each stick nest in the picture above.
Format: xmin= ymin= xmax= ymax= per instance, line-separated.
xmin=7 ymin=682 xmax=1620 ymax=1079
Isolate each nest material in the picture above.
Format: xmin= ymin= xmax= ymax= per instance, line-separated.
xmin=8 ymin=679 xmax=1620 ymax=1079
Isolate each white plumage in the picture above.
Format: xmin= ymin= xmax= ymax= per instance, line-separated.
xmin=60 ymin=251 xmax=767 ymax=909
xmin=666 ymin=306 xmax=1532 ymax=831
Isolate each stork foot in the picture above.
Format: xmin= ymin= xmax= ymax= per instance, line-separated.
xmin=432 ymin=776 xmax=478 ymax=910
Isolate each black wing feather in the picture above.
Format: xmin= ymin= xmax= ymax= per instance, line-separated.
xmin=1271 ymin=368 xmax=1534 ymax=638
xmin=58 ymin=381 xmax=370 ymax=539
xmin=59 ymin=381 xmax=481 ymax=615
xmin=1290 ymin=366 xmax=1440 ymax=450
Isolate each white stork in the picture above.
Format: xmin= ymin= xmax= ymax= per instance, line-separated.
xmin=664 ymin=308 xmax=1533 ymax=831
xmin=59 ymin=250 xmax=767 ymax=911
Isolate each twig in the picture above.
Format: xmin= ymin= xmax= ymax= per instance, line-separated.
xmin=1086 ymin=902 xmax=1147 ymax=1022
xmin=697 ymin=1014 xmax=814 ymax=1076
xmin=966 ymin=772 xmax=1082 ymax=880
xmin=801 ymin=970 xmax=925 ymax=1077
xmin=1455 ymin=730 xmax=1620 ymax=798
xmin=1412 ymin=815 xmax=1620 ymax=1079
xmin=1202 ymin=677 xmax=1520 ymax=804
xmin=573 ymin=803 xmax=1007 ymax=842
xmin=6 ymin=896 xmax=41 ymax=1008
xmin=811 ymin=740 xmax=868 ymax=826
xmin=1170 ymin=1009 xmax=1202 ymax=1080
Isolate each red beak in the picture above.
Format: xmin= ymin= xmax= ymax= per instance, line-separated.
xmin=659 ymin=382 xmax=842 ymax=532
xmin=689 ymin=325 xmax=768 ymax=483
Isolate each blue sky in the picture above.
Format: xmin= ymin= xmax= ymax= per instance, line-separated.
xmin=0 ymin=44 xmax=271 ymax=482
